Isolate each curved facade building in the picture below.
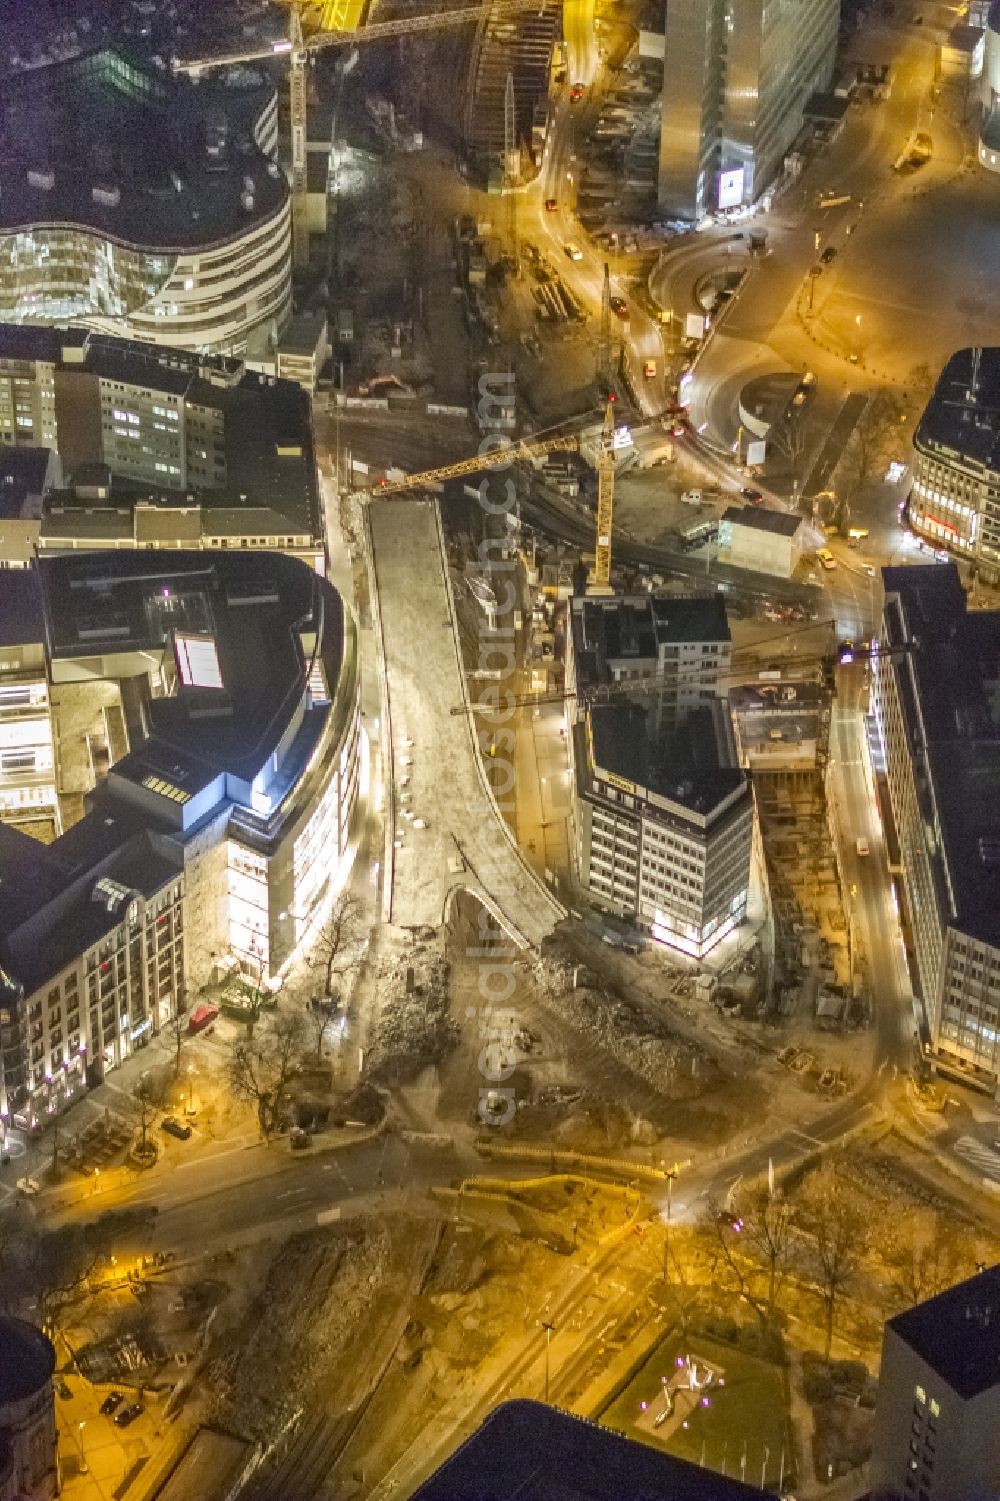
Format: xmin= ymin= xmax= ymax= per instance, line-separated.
xmin=910 ymin=347 xmax=1000 ymax=582
xmin=0 ymin=49 xmax=290 ymax=354
xmin=0 ymin=551 xmax=362 ymax=1126
xmin=0 ymin=1317 xmax=58 ymax=1501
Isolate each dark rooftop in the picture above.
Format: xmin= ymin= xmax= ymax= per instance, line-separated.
xmin=889 ymin=1263 xmax=1000 ymax=1399
xmin=0 ymin=1316 xmax=56 ymax=1404
xmin=0 ymin=47 xmax=286 ymax=250
xmin=721 ymin=506 xmax=804 ymax=537
xmin=914 ymin=348 xmax=1000 ymax=470
xmin=571 ymin=594 xmax=730 ymax=691
xmin=588 ymin=700 xmax=745 ymax=817
xmin=39 ymin=550 xmax=342 ymax=786
xmin=0 ymin=445 xmax=53 ymax=519
xmin=880 ymin=564 xmax=1000 ymax=946
xmin=412 ymin=1401 xmax=775 ymax=1501
xmin=0 ymin=810 xmax=181 ymax=995
xmin=0 ymin=568 xmax=45 ymax=646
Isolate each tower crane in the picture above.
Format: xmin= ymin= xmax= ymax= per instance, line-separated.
xmin=449 ymin=625 xmax=878 ymax=717
xmin=370 ymin=397 xmax=624 ymax=589
xmin=173 ymin=0 xmax=560 ymax=271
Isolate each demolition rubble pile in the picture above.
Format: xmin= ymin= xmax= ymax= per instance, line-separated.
xmin=365 ymin=946 xmax=459 ymax=1084
xmin=534 ymin=957 xmax=717 ymax=1100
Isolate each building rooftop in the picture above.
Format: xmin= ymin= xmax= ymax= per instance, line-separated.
xmin=914 ymin=348 xmax=1000 ymax=471
xmin=588 ymin=699 xmax=745 ymax=818
xmin=889 ymin=1263 xmax=1000 ymax=1399
xmin=39 ymin=549 xmax=343 ymax=787
xmin=0 ymin=567 xmax=46 ymax=646
xmin=0 ymin=816 xmax=181 ymax=996
xmin=412 ymin=1401 xmax=775 ymax=1501
xmin=0 ymin=1316 xmax=56 ymax=1405
xmin=0 ymin=445 xmax=52 ymax=519
xmin=880 ymin=564 xmax=1000 ymax=946
xmin=0 ymin=47 xmax=286 ymax=250
xmin=721 ymin=505 xmax=804 ymax=537
xmin=571 ymin=593 xmax=730 ymax=690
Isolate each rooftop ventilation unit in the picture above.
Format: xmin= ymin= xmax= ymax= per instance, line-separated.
xmin=92 ymin=185 xmax=120 ymax=208
xmin=27 ymin=168 xmax=55 ymax=191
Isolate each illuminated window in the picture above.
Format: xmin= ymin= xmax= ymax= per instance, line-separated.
xmin=915 ymin=1386 xmax=926 ymax=1405
xmin=929 ymin=1398 xmax=940 ymax=1417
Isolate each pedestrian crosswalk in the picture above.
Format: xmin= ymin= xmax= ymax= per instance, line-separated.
xmin=953 ymin=1135 xmax=1000 ymax=1183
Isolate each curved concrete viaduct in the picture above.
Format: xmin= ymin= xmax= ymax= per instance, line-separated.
xmin=365 ymin=496 xmax=565 ymax=949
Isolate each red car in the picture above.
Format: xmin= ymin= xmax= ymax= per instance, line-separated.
xmin=544 ymin=198 xmax=558 ymax=211
xmin=569 ymin=82 xmax=585 ymax=102
xmin=609 ymin=295 xmax=629 ymax=318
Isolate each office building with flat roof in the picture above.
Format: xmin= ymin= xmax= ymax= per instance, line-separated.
xmin=870 ymin=1264 xmax=1000 ymax=1501
xmin=910 ymin=347 xmax=1000 ymax=582
xmin=0 ymin=47 xmax=290 ymax=355
xmin=0 ymin=326 xmax=322 ymax=568
xmin=567 ymin=594 xmax=753 ymax=958
xmin=872 ymin=564 xmax=1000 ymax=1080
xmin=0 ymin=550 xmax=361 ymax=1127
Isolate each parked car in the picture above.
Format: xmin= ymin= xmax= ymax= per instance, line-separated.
xmin=563 ymin=241 xmax=584 ymax=262
xmin=115 ymin=1404 xmax=143 ymax=1429
xmin=741 ymin=487 xmax=763 ymax=504
xmin=820 ymin=245 xmax=838 ymax=265
xmin=569 ymin=81 xmax=585 ymax=101
xmin=609 ymin=295 xmax=629 ymax=318
xmin=544 ymin=197 xmax=558 ymax=211
xmin=856 ymin=836 xmax=870 ymax=857
xmin=643 ymin=359 xmax=657 ymax=378
xmin=100 ymin=1392 xmax=124 ymax=1416
xmin=161 ymin=1117 xmax=192 ymax=1142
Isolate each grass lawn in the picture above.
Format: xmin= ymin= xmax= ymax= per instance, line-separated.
xmin=602 ymin=1331 xmax=793 ymax=1490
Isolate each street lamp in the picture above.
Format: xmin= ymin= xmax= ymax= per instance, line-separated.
xmin=662 ymin=1169 xmax=677 ymax=1282
xmin=77 ymin=1421 xmax=88 ymax=1475
xmin=540 ymin=1320 xmax=555 ymax=1403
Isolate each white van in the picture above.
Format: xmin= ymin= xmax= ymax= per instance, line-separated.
xmin=681 ymin=489 xmax=703 ymax=505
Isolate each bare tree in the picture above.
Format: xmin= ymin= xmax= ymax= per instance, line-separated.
xmin=769 ymin=406 xmax=814 ymax=503
xmin=165 ymin=1006 xmax=188 ymax=1077
xmin=228 ymin=941 xmax=271 ymax=1040
xmin=879 ymin=1209 xmax=965 ymax=1311
xmin=834 ymin=389 xmax=906 ymax=530
xmin=129 ymin=1072 xmax=166 ymax=1161
xmin=307 ymin=893 xmax=363 ymax=1002
xmin=305 ymin=995 xmax=338 ymax=1060
xmin=227 ymin=1012 xmax=309 ymax=1140
xmin=799 ymin=1166 xmax=869 ymax=1358
xmin=704 ymin=1186 xmax=793 ymax=1328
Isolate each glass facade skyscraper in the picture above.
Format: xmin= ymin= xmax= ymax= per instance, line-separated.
xmin=658 ymin=0 xmax=840 ymax=219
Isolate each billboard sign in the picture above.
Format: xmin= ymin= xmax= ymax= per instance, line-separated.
xmin=718 ymin=166 xmax=745 ymax=211
xmin=747 ymin=439 xmax=767 ymax=467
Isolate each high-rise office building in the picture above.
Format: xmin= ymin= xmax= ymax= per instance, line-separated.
xmin=657 ymin=0 xmax=840 ymax=219
xmin=870 ymin=1264 xmax=1000 ymax=1501
xmin=872 ymin=564 xmax=1000 ymax=1082
xmin=566 ymin=595 xmax=753 ymax=959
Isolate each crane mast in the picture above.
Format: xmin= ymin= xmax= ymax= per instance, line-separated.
xmin=289 ymin=5 xmax=309 ymax=270
xmin=591 ymin=398 xmax=616 ymax=593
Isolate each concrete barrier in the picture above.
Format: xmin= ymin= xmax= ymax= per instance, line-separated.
xmin=474 ymin=1137 xmax=681 ymax=1183
xmin=427 ymin=403 xmax=471 ymax=419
